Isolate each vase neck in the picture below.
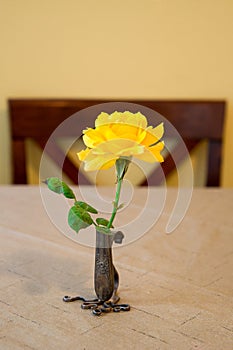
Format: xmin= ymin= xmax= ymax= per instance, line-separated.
xmin=95 ymin=230 xmax=113 ymax=249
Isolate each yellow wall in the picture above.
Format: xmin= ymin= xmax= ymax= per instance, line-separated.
xmin=0 ymin=0 xmax=233 ymax=185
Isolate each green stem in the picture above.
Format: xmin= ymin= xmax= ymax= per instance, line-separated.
xmin=107 ymin=178 xmax=123 ymax=229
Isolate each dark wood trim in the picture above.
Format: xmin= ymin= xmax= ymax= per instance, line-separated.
xmin=9 ymin=99 xmax=225 ymax=140
xmin=38 ymin=140 xmax=91 ymax=185
xmin=8 ymin=99 xmax=226 ymax=186
xmin=142 ymin=139 xmax=199 ymax=186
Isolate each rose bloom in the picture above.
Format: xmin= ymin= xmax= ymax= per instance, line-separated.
xmin=77 ymin=111 xmax=164 ymax=171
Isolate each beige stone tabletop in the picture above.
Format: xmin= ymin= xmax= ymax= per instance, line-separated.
xmin=0 ymin=186 xmax=232 ymax=350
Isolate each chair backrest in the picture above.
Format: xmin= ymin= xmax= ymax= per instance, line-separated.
xmin=9 ymin=99 xmax=225 ymax=186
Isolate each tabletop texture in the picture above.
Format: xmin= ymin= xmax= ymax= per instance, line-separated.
xmin=0 ymin=186 xmax=232 ymax=350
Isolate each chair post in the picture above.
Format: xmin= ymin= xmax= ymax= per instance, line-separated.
xmin=207 ymin=140 xmax=222 ymax=186
xmin=12 ymin=140 xmax=27 ymax=184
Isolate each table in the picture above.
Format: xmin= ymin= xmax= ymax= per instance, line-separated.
xmin=0 ymin=186 xmax=232 ymax=350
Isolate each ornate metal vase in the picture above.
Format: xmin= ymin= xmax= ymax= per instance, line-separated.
xmin=63 ymin=230 xmax=130 ymax=316
xmin=94 ymin=230 xmax=115 ymax=302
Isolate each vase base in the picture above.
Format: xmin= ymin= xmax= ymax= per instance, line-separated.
xmin=63 ymin=294 xmax=130 ymax=316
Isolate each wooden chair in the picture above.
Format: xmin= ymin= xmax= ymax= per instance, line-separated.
xmin=8 ymin=99 xmax=225 ymax=186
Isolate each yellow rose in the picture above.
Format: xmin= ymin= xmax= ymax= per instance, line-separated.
xmin=78 ymin=111 xmax=164 ymax=171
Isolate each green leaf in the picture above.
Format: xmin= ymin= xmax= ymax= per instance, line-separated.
xmin=45 ymin=177 xmax=63 ymax=194
xmin=75 ymin=201 xmax=98 ymax=214
xmin=117 ymin=203 xmax=124 ymax=210
xmin=68 ymin=206 xmax=93 ymax=233
xmin=45 ymin=178 xmax=76 ymax=199
xmin=96 ymin=218 xmax=113 ymax=228
xmin=62 ymin=182 xmax=76 ymax=199
xmin=96 ymin=226 xmax=112 ymax=235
